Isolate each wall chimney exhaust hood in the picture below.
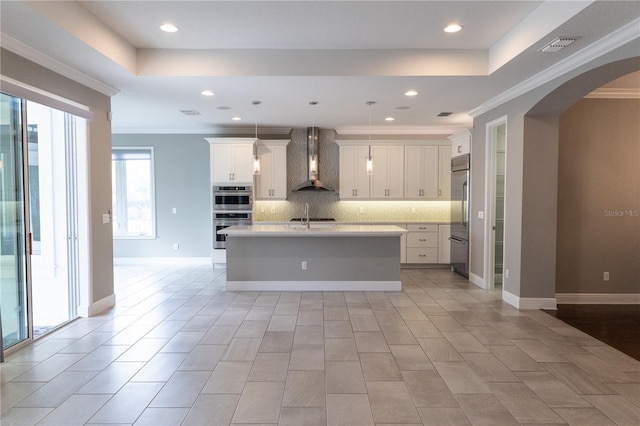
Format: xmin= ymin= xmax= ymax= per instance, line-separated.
xmin=293 ymin=127 xmax=334 ymax=191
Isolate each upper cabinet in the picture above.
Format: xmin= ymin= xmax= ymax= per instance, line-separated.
xmin=206 ymin=138 xmax=255 ymax=184
xmin=448 ymin=129 xmax=471 ymax=158
xmin=255 ymin=140 xmax=289 ymax=200
xmin=370 ymin=145 xmax=404 ymax=199
xmin=339 ymin=145 xmax=371 ymax=199
xmin=404 ymin=145 xmax=438 ymax=199
xmin=438 ymin=145 xmax=451 ymax=200
xmin=337 ymin=140 xmax=450 ymax=201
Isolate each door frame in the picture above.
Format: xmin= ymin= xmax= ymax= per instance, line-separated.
xmin=484 ymin=116 xmax=508 ymax=292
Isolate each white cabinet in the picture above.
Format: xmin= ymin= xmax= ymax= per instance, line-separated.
xmin=339 ymin=145 xmax=370 ymax=199
xmin=448 ymin=129 xmax=471 ymax=157
xmin=395 ymin=223 xmax=407 ymax=263
xmin=255 ymin=140 xmax=289 ymax=199
xmin=438 ymin=224 xmax=451 ymax=264
xmin=405 ymin=223 xmax=438 ymax=263
xmin=404 ymin=146 xmax=438 ymax=199
xmin=370 ymin=145 xmax=404 ymax=199
xmin=206 ymin=138 xmax=255 ymax=184
xmin=438 ymin=145 xmax=451 ymax=200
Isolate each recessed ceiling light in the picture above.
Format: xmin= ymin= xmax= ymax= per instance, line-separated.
xmin=385 ymin=117 xmax=395 ymax=121
xmin=444 ymin=24 xmax=463 ymax=33
xmin=405 ymin=90 xmax=418 ymax=97
xmin=160 ymin=23 xmax=178 ymax=33
xmin=217 ymin=106 xmax=231 ymax=110
xmin=395 ymin=106 xmax=411 ymax=110
xmin=201 ymin=90 xmax=214 ymax=96
xmin=231 ymin=116 xmax=242 ymax=121
xmin=180 ymin=109 xmax=200 ymax=116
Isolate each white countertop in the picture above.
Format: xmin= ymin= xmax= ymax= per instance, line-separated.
xmin=219 ymin=224 xmax=407 ymax=237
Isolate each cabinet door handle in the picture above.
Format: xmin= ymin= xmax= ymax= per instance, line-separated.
xmin=418 ymin=254 xmax=426 ymax=257
xmin=438 ymin=189 xmax=442 ymax=196
xmin=418 ymin=239 xmax=426 ymax=242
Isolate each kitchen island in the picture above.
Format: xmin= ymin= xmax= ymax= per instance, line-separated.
xmin=219 ymin=224 xmax=407 ymax=291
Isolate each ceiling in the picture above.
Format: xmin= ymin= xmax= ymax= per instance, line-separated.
xmin=1 ymin=1 xmax=639 ymax=135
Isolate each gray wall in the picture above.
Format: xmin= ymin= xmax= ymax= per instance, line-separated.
xmin=1 ymin=48 xmax=114 ymax=304
xmin=557 ymin=98 xmax=640 ymax=294
xmin=112 ymin=134 xmax=211 ymax=258
xmin=469 ymin=43 xmax=639 ymax=301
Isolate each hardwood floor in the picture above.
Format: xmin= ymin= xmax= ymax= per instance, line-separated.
xmin=544 ymin=304 xmax=640 ymax=361
xmin=1 ymin=265 xmax=639 ymax=425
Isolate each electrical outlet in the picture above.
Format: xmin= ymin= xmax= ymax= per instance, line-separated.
xmin=173 ymin=243 xmax=179 ymax=251
xmin=359 ymin=207 xmax=365 ymax=214
xmin=301 ymin=261 xmax=307 ymax=270
xmin=603 ymin=271 xmax=609 ymax=281
xmin=172 ymin=207 xmax=177 ymax=214
xmin=505 ymin=269 xmax=509 ymax=279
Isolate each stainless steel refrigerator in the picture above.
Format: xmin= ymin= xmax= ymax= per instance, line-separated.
xmin=450 ymin=154 xmax=470 ymax=277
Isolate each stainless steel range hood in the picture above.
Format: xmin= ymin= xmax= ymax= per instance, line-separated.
xmin=292 ymin=127 xmax=334 ymax=191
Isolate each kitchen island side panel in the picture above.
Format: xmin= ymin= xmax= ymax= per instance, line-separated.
xmin=226 ymin=236 xmax=400 ymax=282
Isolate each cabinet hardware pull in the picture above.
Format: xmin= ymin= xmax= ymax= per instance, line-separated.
xmin=419 ymin=254 xmax=426 ymax=257
xmin=419 ymin=239 xmax=426 ymax=241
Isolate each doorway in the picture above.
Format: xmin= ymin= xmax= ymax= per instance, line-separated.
xmin=485 ymin=117 xmax=507 ymax=292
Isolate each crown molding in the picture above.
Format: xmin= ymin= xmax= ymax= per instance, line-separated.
xmin=584 ymin=88 xmax=640 ymax=99
xmin=1 ymin=32 xmax=119 ymax=97
xmin=469 ymin=17 xmax=640 ymax=118
xmin=112 ymin=126 xmax=292 ymax=135
xmin=335 ymin=125 xmax=467 ymax=136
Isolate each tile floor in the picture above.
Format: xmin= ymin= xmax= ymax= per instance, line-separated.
xmin=1 ymin=265 xmax=639 ymax=425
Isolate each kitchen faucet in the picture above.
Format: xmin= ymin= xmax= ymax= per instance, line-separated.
xmin=303 ymin=203 xmax=310 ymax=229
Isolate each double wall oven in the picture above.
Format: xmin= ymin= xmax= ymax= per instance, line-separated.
xmin=212 ymin=185 xmax=252 ymax=249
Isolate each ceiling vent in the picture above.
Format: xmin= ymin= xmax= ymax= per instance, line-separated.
xmin=437 ymin=112 xmax=452 ymax=117
xmin=539 ymin=37 xmax=579 ymax=52
xmin=180 ymin=109 xmax=201 ymax=116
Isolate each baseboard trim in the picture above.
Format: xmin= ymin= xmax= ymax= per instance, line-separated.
xmin=503 ymin=290 xmax=557 ymax=310
xmin=226 ymin=280 xmax=402 ymax=292
xmin=556 ymin=293 xmax=640 ymax=304
xmin=79 ymin=294 xmax=116 ymax=317
xmin=113 ymin=257 xmax=211 ymax=265
xmin=469 ymin=272 xmax=485 ymax=289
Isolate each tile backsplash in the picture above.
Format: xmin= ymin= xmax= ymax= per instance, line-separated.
xmin=254 ymin=198 xmax=453 ymax=223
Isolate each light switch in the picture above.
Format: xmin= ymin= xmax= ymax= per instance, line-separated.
xmin=172 ymin=207 xmax=177 ymax=214
xmin=477 ymin=211 xmax=484 ymax=219
xmin=359 ymin=207 xmax=365 ymax=214
xmin=102 ymin=213 xmax=110 ymax=224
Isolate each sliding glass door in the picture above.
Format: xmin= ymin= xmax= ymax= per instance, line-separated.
xmin=26 ymin=101 xmax=78 ymax=337
xmin=1 ymin=92 xmax=83 ymax=354
xmin=0 ymin=93 xmax=29 ymax=350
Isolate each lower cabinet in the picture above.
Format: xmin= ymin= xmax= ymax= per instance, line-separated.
xmin=438 ymin=224 xmax=451 ymax=264
xmin=399 ymin=223 xmax=451 ymax=265
xmin=405 ymin=224 xmax=438 ymax=263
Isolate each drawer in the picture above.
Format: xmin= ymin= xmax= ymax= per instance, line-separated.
xmin=407 ymin=232 xmax=438 ymax=247
xmin=406 ymin=247 xmax=438 ymax=263
xmin=407 ymin=224 xmax=438 ymax=232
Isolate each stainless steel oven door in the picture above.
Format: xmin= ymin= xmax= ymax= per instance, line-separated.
xmin=213 ymin=211 xmax=252 ymax=249
xmin=212 ymin=186 xmax=253 ymax=211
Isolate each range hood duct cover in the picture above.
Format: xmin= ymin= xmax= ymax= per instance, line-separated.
xmin=293 ymin=127 xmax=334 ymax=191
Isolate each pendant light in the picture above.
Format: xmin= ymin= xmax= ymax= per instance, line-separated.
xmin=309 ymin=101 xmax=318 ymax=179
xmin=252 ymin=100 xmax=261 ymax=175
xmin=366 ymin=101 xmax=375 ymax=175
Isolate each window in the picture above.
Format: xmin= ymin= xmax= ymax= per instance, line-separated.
xmin=111 ymin=147 xmax=156 ymax=238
